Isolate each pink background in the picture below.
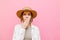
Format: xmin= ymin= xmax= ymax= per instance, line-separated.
xmin=0 ymin=0 xmax=60 ymax=40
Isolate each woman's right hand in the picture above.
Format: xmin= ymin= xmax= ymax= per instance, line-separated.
xmin=21 ymin=16 xmax=31 ymax=29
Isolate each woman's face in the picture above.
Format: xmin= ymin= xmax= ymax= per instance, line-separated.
xmin=22 ymin=11 xmax=32 ymax=22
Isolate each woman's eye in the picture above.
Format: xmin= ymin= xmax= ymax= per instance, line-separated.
xmin=28 ymin=14 xmax=31 ymax=16
xmin=23 ymin=14 xmax=26 ymax=15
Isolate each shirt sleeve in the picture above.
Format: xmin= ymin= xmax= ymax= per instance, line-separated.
xmin=37 ymin=28 xmax=41 ymax=40
xmin=33 ymin=25 xmax=41 ymax=40
xmin=12 ymin=24 xmax=25 ymax=40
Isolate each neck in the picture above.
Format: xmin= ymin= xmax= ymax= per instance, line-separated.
xmin=26 ymin=23 xmax=31 ymax=29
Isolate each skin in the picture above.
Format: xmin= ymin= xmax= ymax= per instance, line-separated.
xmin=21 ymin=11 xmax=32 ymax=29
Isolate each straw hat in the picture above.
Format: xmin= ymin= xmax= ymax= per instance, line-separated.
xmin=16 ymin=7 xmax=37 ymax=19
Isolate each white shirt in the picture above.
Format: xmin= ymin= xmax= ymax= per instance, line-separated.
xmin=12 ymin=24 xmax=41 ymax=40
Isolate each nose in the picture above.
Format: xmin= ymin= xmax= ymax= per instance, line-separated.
xmin=25 ymin=15 xmax=28 ymax=18
xmin=26 ymin=17 xmax=28 ymax=18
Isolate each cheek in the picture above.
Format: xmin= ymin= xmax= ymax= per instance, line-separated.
xmin=29 ymin=16 xmax=31 ymax=18
xmin=23 ymin=16 xmax=26 ymax=19
xmin=23 ymin=16 xmax=27 ymax=20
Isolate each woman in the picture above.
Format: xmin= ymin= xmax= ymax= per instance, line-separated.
xmin=12 ymin=7 xmax=41 ymax=40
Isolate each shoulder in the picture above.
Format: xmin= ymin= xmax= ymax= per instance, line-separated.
xmin=31 ymin=24 xmax=40 ymax=34
xmin=14 ymin=24 xmax=21 ymax=29
xmin=31 ymin=24 xmax=39 ymax=31
xmin=15 ymin=24 xmax=21 ymax=27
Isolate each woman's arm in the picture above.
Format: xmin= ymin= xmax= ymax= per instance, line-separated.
xmin=12 ymin=25 xmax=25 ymax=40
xmin=12 ymin=15 xmax=31 ymax=40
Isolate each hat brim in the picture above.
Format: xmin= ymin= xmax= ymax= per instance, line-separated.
xmin=16 ymin=10 xmax=37 ymax=19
